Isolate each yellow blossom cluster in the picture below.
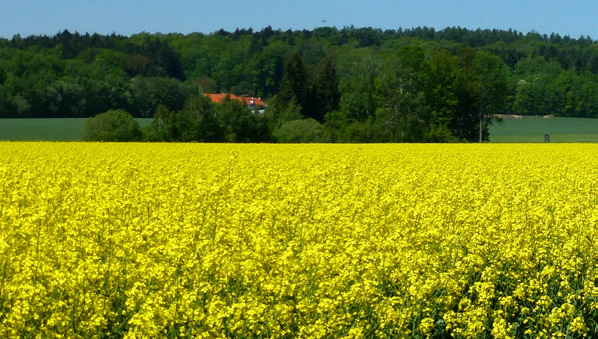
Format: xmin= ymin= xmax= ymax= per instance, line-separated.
xmin=0 ymin=142 xmax=597 ymax=338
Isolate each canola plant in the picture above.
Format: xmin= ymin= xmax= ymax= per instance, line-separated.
xmin=0 ymin=142 xmax=597 ymax=338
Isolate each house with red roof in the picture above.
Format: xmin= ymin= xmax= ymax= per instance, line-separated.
xmin=204 ymin=94 xmax=267 ymax=113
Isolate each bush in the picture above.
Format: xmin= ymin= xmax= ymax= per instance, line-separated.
xmin=273 ymin=119 xmax=324 ymax=143
xmin=82 ymin=109 xmax=142 ymax=141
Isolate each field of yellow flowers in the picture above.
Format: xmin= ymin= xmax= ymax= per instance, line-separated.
xmin=1 ymin=142 xmax=597 ymax=338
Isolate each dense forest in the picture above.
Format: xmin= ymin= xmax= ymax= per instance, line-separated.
xmin=1 ymin=26 xmax=598 ymax=142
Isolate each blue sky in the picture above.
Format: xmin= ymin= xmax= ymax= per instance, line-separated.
xmin=1 ymin=0 xmax=597 ymax=39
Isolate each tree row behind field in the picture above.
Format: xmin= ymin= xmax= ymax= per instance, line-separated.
xmin=2 ymin=26 xmax=598 ymax=142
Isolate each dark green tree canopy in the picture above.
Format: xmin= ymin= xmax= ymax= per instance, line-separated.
xmin=82 ymin=109 xmax=142 ymax=141
xmin=3 ymin=26 xmax=598 ymax=142
xmin=277 ymin=51 xmax=310 ymax=113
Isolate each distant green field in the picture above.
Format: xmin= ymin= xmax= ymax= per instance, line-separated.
xmin=1 ymin=117 xmax=597 ymax=143
xmin=0 ymin=118 xmax=153 ymax=141
xmin=489 ymin=117 xmax=598 ymax=143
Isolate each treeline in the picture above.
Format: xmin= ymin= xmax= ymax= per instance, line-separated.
xmin=1 ymin=26 xmax=598 ymax=142
xmin=83 ymin=96 xmax=271 ymax=143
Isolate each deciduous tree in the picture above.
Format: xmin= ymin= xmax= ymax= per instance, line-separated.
xmin=82 ymin=109 xmax=142 ymax=141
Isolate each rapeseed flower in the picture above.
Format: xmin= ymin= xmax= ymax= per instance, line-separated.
xmin=0 ymin=142 xmax=597 ymax=338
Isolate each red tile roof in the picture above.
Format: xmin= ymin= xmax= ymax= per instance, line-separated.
xmin=204 ymin=94 xmax=266 ymax=107
xmin=204 ymin=93 xmax=229 ymax=103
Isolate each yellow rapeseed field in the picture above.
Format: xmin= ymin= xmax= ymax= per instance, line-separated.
xmin=1 ymin=142 xmax=597 ymax=338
